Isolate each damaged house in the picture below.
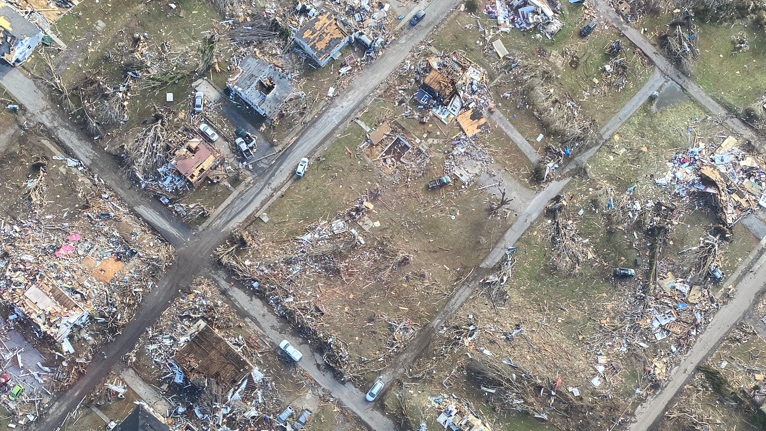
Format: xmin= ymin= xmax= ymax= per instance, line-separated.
xmin=2 ymin=281 xmax=89 ymax=352
xmin=293 ymin=11 xmax=349 ymax=67
xmin=416 ymin=53 xmax=487 ymax=127
xmin=0 ymin=4 xmax=43 ymax=66
xmin=227 ymin=56 xmax=294 ymax=120
xmin=490 ymin=0 xmax=562 ymax=38
xmin=175 ymin=320 xmax=254 ymax=391
xmin=170 ymin=138 xmax=222 ymax=188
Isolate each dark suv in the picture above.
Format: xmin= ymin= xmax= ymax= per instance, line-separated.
xmin=410 ymin=10 xmax=425 ymax=26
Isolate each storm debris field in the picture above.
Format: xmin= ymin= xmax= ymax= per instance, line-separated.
xmin=0 ymin=124 xmax=173 ymax=426
xmin=385 ymin=98 xmax=765 ymax=429
xmin=67 ymin=277 xmax=366 ymax=431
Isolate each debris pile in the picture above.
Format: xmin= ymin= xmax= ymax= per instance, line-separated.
xmin=127 ymin=278 xmax=289 ymax=430
xmin=654 ymin=135 xmax=766 ymax=227
xmin=1 ymin=155 xmax=173 ymax=355
xmin=485 ymin=0 xmax=563 ymax=38
xmin=429 ymin=394 xmax=493 ymax=430
xmin=659 ymin=10 xmax=699 ymax=76
xmin=545 ymin=195 xmax=596 ymax=275
xmin=217 ymin=193 xmax=424 ymax=381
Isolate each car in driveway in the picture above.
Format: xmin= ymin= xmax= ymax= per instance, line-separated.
xmin=193 ymin=92 xmax=204 ymax=114
xmin=279 ymin=340 xmax=303 ymax=362
xmin=365 ymin=380 xmax=384 ymax=402
xmin=236 ymin=138 xmax=254 ymax=161
xmin=410 ymin=10 xmax=425 ymax=26
xmin=296 ymin=158 xmax=309 ymax=178
xmin=199 ymin=123 xmax=219 ymax=142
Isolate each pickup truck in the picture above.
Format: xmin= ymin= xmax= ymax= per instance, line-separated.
xmin=427 ymin=176 xmax=452 ymax=189
xmin=235 ymin=128 xmax=257 ymax=149
xmin=236 ymin=138 xmax=254 ymax=161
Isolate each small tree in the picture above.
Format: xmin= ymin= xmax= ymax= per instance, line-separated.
xmin=465 ymin=0 xmax=478 ymax=13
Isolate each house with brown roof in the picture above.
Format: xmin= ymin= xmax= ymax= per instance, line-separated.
xmin=170 ymin=138 xmax=222 ymax=188
xmin=175 ymin=320 xmax=253 ymax=391
xmin=0 ymin=3 xmax=43 ymax=66
xmin=293 ymin=11 xmax=348 ymax=67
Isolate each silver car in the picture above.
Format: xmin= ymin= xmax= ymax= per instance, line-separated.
xmin=193 ymin=92 xmax=203 ymax=114
xmin=296 ymin=158 xmax=309 ymax=178
xmin=279 ymin=340 xmax=303 ymax=362
xmin=366 ymin=380 xmax=384 ymax=402
xmin=199 ymin=123 xmax=219 ymax=142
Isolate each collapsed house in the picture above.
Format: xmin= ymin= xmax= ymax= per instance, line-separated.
xmin=487 ymin=0 xmax=563 ymax=38
xmin=432 ymin=394 xmax=492 ymax=431
xmin=2 ymin=282 xmax=88 ymax=352
xmin=293 ymin=11 xmax=349 ymax=67
xmin=175 ymin=320 xmax=253 ymax=391
xmin=0 ymin=3 xmax=43 ymax=66
xmin=170 ymin=138 xmax=222 ymax=188
xmin=227 ymin=56 xmax=294 ymax=120
xmin=415 ymin=53 xmax=488 ymax=130
xmin=114 ymin=404 xmax=170 ymax=431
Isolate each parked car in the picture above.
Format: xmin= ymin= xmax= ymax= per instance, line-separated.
xmin=277 ymin=406 xmax=294 ymax=423
xmin=236 ymin=138 xmax=254 ymax=161
xmin=279 ymin=340 xmax=303 ymax=362
xmin=296 ymin=158 xmax=309 ymax=178
xmin=9 ymin=384 xmax=23 ymax=400
xmin=427 ymin=176 xmax=452 ymax=189
xmin=199 ymin=123 xmax=219 ymax=142
xmin=410 ymin=10 xmax=425 ymax=26
xmin=580 ymin=20 xmax=597 ymax=37
xmin=294 ymin=409 xmax=312 ymax=430
xmin=613 ymin=268 xmax=636 ymax=278
xmin=365 ymin=380 xmax=384 ymax=402
xmin=193 ymin=92 xmax=204 ymax=114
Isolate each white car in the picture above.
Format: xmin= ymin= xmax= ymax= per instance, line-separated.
xmin=193 ymin=92 xmax=203 ymax=114
xmin=365 ymin=380 xmax=384 ymax=402
xmin=199 ymin=123 xmax=219 ymax=142
xmin=279 ymin=340 xmax=303 ymax=362
xmin=296 ymin=158 xmax=309 ymax=178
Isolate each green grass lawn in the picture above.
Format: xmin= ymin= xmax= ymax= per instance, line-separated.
xmin=692 ymin=21 xmax=766 ymax=113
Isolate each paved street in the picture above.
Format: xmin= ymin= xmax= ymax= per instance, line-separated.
xmin=1 ymin=1 xmax=461 ymax=429
xmin=379 ymin=67 xmax=667 ymax=389
xmin=590 ymin=0 xmax=764 ymax=150
xmin=1 ymin=0 xmax=763 ymax=428
xmin=628 ymin=236 xmax=766 ymax=430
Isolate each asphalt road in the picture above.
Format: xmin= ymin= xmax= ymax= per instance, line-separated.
xmin=589 ymin=0 xmax=765 ymax=151
xmin=378 ymin=67 xmax=666 ymax=389
xmin=0 ymin=0 xmax=460 ymax=429
xmin=210 ymin=271 xmax=397 ymax=431
xmin=628 ymin=236 xmax=766 ymax=430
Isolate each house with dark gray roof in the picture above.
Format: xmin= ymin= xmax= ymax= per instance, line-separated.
xmin=227 ymin=56 xmax=293 ymax=120
xmin=114 ymin=404 xmax=169 ymax=431
xmin=0 ymin=4 xmax=43 ymax=66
